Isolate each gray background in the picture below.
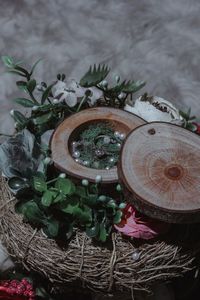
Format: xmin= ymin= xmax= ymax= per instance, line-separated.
xmin=1 ymin=0 xmax=200 ymax=134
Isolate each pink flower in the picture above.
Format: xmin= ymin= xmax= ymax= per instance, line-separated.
xmin=0 ymin=279 xmax=35 ymax=300
xmin=114 ymin=204 xmax=170 ymax=240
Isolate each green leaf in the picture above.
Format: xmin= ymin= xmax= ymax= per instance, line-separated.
xmin=75 ymin=186 xmax=87 ymax=197
xmin=113 ymin=210 xmax=123 ymax=224
xmin=83 ymin=194 xmax=98 ymax=206
xmin=99 ymin=223 xmax=107 ymax=242
xmin=27 ymin=79 xmax=36 ymax=93
xmin=6 ymin=69 xmax=26 ymax=77
xmin=30 ymin=58 xmax=43 ymax=75
xmin=80 ymin=64 xmax=110 ymax=87
xmin=73 ymin=206 xmax=92 ymax=224
xmin=186 ymin=122 xmax=197 ymax=132
xmin=1 ymin=55 xmax=14 ymax=67
xmin=33 ymin=176 xmax=47 ymax=192
xmin=52 ymin=192 xmax=65 ymax=203
xmin=41 ymin=190 xmax=55 ymax=207
xmin=43 ymin=219 xmax=59 ymax=237
xmin=86 ymin=223 xmax=100 ymax=238
xmin=15 ymin=201 xmax=28 ymax=214
xmin=55 ymin=178 xmax=74 ymax=195
xmin=122 ymin=80 xmax=146 ymax=93
xmin=41 ymin=83 xmax=55 ymax=104
xmin=12 ymin=110 xmax=27 ymax=125
xmin=61 ymin=203 xmax=78 ymax=214
xmin=33 ymin=112 xmax=53 ymax=125
xmin=14 ymin=65 xmax=29 ymax=77
xmin=14 ymin=97 xmax=35 ymax=107
xmin=22 ymin=201 xmax=44 ymax=224
xmin=16 ymin=81 xmax=28 ymax=92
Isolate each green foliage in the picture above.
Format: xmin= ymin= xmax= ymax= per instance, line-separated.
xmin=14 ymin=97 xmax=35 ymax=107
xmin=180 ymin=108 xmax=196 ymax=131
xmin=2 ymin=56 xmax=132 ymax=243
xmin=13 ymin=173 xmax=124 ymax=241
xmin=73 ymin=122 xmax=121 ymax=169
xmin=80 ymin=64 xmax=110 ymax=87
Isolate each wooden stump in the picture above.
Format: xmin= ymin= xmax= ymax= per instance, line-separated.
xmin=119 ymin=122 xmax=200 ymax=223
xmin=51 ymin=107 xmax=145 ymax=184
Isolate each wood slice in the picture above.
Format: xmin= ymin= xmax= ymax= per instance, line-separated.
xmin=119 ymin=122 xmax=200 ymax=223
xmin=51 ymin=107 xmax=145 ymax=184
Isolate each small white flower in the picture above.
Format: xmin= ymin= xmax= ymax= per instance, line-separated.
xmin=124 ymin=96 xmax=183 ymax=124
xmin=86 ymin=87 xmax=103 ymax=106
xmin=52 ymin=79 xmax=85 ymax=107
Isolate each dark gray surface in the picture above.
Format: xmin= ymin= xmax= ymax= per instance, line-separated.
xmin=1 ymin=0 xmax=200 ymax=135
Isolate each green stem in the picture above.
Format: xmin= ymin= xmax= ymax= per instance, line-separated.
xmin=76 ymin=96 xmax=88 ymax=112
xmin=46 ymin=97 xmax=52 ymax=104
xmin=46 ymin=178 xmax=57 ymax=185
xmin=29 ymin=91 xmax=39 ymax=105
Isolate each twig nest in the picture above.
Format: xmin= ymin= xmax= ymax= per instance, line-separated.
xmin=119 ymin=122 xmax=200 ymax=223
xmin=124 ymin=95 xmax=183 ymax=124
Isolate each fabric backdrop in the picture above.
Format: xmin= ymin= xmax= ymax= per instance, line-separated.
xmin=1 ymin=0 xmax=200 ymax=139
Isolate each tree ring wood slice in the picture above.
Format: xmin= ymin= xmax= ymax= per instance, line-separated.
xmin=119 ymin=122 xmax=200 ymax=223
xmin=51 ymin=107 xmax=145 ymax=184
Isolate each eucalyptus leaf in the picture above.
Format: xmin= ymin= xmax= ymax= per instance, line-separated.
xmin=0 ymin=129 xmax=41 ymax=179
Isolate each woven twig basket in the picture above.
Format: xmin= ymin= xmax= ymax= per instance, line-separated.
xmin=0 ymin=177 xmax=199 ymax=297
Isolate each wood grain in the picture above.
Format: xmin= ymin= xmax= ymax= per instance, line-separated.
xmin=119 ymin=122 xmax=200 ymax=223
xmin=51 ymin=107 xmax=145 ymax=184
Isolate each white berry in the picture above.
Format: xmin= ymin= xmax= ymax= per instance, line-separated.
xmin=95 ymin=175 xmax=102 ymax=183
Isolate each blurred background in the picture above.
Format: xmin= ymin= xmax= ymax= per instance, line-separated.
xmin=1 ymin=1 xmax=200 ymax=299
xmin=1 ymin=0 xmax=200 ymax=136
